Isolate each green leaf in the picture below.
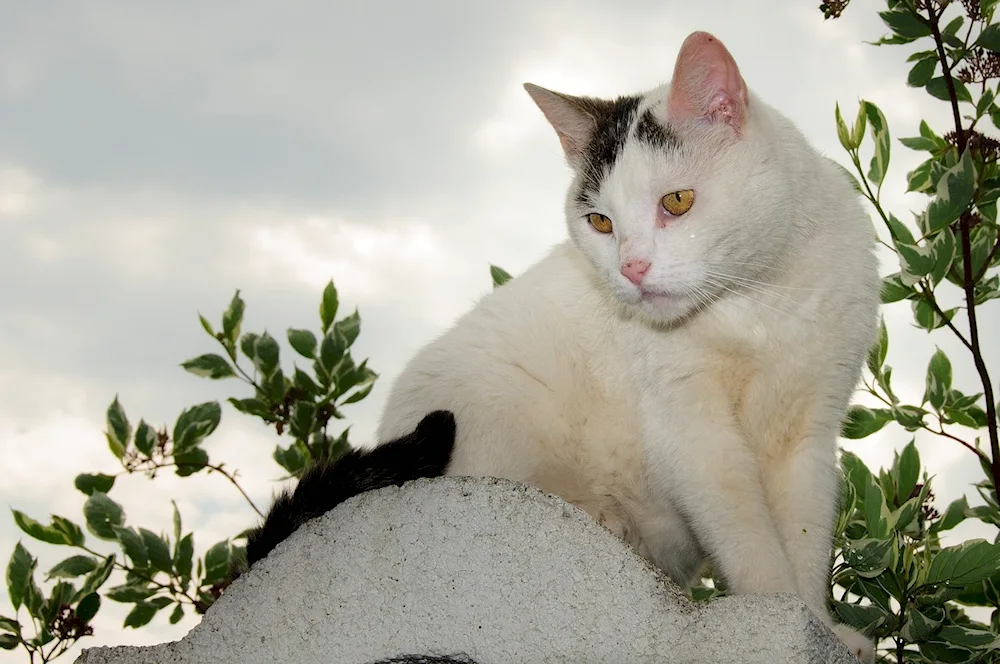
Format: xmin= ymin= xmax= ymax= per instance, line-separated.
xmin=896 ymin=240 xmax=936 ymax=283
xmin=133 ymin=420 xmax=157 ymax=457
xmin=78 ymin=555 xmax=114 ymax=597
xmin=221 ymin=290 xmax=245 ymax=348
xmin=293 ymin=368 xmax=321 ymax=399
xmin=878 ymin=8 xmax=932 ymax=38
xmin=841 ymin=405 xmax=892 ymax=439
xmin=228 ymin=397 xmax=271 ymax=419
xmin=864 ymin=473 xmax=891 ymax=538
xmin=105 ymin=583 xmax=156 ymax=603
xmin=0 ymin=634 xmax=20 ymax=650
xmin=180 ymin=353 xmax=236 ymax=380
xmin=289 ymin=401 xmax=317 ymax=441
xmin=83 ymin=492 xmax=124 ymax=541
xmin=887 ymin=213 xmax=916 ymax=245
xmin=273 ymin=443 xmax=305 ymax=476
xmin=140 ymin=529 xmax=173 ymax=574
xmin=844 ymin=537 xmax=895 ymax=578
xmin=174 ymin=447 xmax=209 ymax=477
xmin=169 ymin=604 xmax=184 ymax=625
xmin=49 ymin=516 xmax=83 ymax=547
xmin=907 ymin=158 xmax=935 ymax=193
xmin=11 ymin=510 xmax=73 ymax=545
xmin=977 ymin=22 xmax=1000 ymax=52
xmin=198 ymin=313 xmax=215 ymax=338
xmin=123 ymin=602 xmax=159 ymax=628
xmin=867 ymin=318 xmax=888 ymax=375
xmin=912 ymin=298 xmax=958 ymax=332
xmin=74 ymin=472 xmax=116 ymax=496
xmin=335 ymin=309 xmax=361 ymax=347
xmin=5 ymin=542 xmax=36 ymax=610
xmin=253 ymin=332 xmax=281 ymax=379
xmin=172 ymin=401 xmax=221 ymax=454
xmin=937 ymin=624 xmax=998 ymax=648
xmin=342 ymin=381 xmax=375 ymax=405
xmin=172 ymin=500 xmax=182 ymax=547
xmin=203 ymin=540 xmax=232 ymax=585
xmin=835 ymin=103 xmax=854 ymax=151
xmin=319 ymin=329 xmax=347 ymax=376
xmin=105 ymin=396 xmax=131 ymax=459
xmin=928 ymin=226 xmax=956 ymax=285
xmin=832 ymin=600 xmax=889 ymax=635
xmin=899 ymin=136 xmax=939 ymax=152
xmin=841 ymin=451 xmax=875 ymax=501
xmin=287 ymin=329 xmax=317 ymax=359
xmin=924 ymin=348 xmax=953 ymax=410
xmin=900 ymin=604 xmax=945 ymax=642
xmin=922 ymin=150 xmax=976 ymax=233
xmin=881 ymin=273 xmax=913 ymax=303
xmin=863 ymin=101 xmax=891 ymax=186
xmin=907 ymin=55 xmax=937 ymax=87
xmin=897 ymin=440 xmax=920 ymax=502
xmin=892 ymin=497 xmax=920 ymax=531
xmin=926 ymin=539 xmax=1000 ymax=586
xmin=319 ymin=280 xmax=339 ymax=334
xmin=926 ymin=77 xmax=973 ymax=104
xmin=46 ymin=555 xmax=98 ymax=580
xmin=891 ymin=403 xmax=927 ymax=430
xmin=0 ymin=616 xmax=19 ymax=634
xmin=239 ymin=332 xmax=260 ymax=362
xmin=113 ymin=526 xmax=148 ymax=569
xmin=490 ymin=264 xmax=513 ymax=288
xmin=175 ymin=533 xmax=194 ymax=583
xmin=76 ymin=592 xmax=100 ymax=623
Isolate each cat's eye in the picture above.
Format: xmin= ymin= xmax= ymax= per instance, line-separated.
xmin=588 ymin=213 xmax=613 ymax=233
xmin=662 ymin=189 xmax=695 ymax=216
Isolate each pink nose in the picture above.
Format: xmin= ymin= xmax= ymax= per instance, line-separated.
xmin=620 ymin=259 xmax=650 ymax=285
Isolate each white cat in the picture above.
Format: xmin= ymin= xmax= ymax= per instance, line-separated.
xmin=376 ymin=31 xmax=879 ymax=662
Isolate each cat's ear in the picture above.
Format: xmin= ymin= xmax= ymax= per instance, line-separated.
xmin=524 ymin=83 xmax=598 ymax=161
xmin=667 ymin=31 xmax=749 ymax=133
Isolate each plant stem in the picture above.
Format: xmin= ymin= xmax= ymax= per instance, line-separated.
xmin=918 ymin=282 xmax=973 ymax=350
xmin=927 ymin=0 xmax=1000 ymax=507
xmin=170 ymin=462 xmax=263 ymax=518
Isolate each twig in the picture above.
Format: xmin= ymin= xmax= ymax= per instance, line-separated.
xmin=928 ymin=2 xmax=1000 ymax=505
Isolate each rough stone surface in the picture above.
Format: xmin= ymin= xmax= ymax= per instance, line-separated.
xmin=75 ymin=477 xmax=857 ymax=664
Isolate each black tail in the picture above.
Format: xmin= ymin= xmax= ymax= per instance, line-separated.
xmin=240 ymin=410 xmax=457 ymax=573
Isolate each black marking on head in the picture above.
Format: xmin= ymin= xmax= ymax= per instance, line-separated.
xmin=635 ymin=108 xmax=680 ymax=151
xmin=234 ymin=410 xmax=457 ymax=578
xmin=574 ymin=94 xmax=642 ymax=206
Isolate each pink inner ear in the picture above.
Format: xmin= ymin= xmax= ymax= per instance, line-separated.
xmin=667 ymin=32 xmax=749 ymax=131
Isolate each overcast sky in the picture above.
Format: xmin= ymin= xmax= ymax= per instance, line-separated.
xmin=2 ymin=0 xmax=999 ymax=659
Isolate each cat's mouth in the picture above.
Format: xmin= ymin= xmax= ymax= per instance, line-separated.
xmin=639 ymin=288 xmax=679 ymax=302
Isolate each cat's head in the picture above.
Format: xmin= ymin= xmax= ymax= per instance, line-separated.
xmin=526 ymin=31 xmax=798 ymax=325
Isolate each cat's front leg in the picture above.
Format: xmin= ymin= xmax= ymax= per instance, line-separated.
xmin=640 ymin=378 xmax=798 ymax=597
xmin=763 ymin=431 xmax=875 ymax=663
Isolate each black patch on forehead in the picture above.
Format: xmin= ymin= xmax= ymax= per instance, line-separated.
xmin=574 ymin=94 xmax=642 ymax=205
xmin=635 ymin=108 xmax=679 ymax=151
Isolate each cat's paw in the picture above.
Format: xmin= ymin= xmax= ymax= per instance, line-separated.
xmin=831 ymin=623 xmax=874 ymax=664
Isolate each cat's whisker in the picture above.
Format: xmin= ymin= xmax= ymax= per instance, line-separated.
xmin=700 ymin=270 xmax=801 ymax=306
xmin=702 ymin=276 xmax=810 ymax=322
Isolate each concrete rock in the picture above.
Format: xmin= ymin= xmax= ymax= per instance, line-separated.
xmin=75 ymin=477 xmax=857 ymax=664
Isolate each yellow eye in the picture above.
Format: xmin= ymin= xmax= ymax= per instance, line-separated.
xmin=662 ymin=189 xmax=695 ymax=216
xmin=588 ymin=213 xmax=613 ymax=233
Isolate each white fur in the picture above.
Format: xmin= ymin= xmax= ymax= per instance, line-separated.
xmin=376 ymin=82 xmax=879 ymax=662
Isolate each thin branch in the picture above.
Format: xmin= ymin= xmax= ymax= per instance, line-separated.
xmin=917 ymin=282 xmax=973 ymax=350
xmin=928 ymin=2 xmax=1000 ymax=504
xmin=972 ymin=236 xmax=1000 ymax=283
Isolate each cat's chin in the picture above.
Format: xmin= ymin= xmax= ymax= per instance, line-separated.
xmin=620 ymin=288 xmax=698 ymax=325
